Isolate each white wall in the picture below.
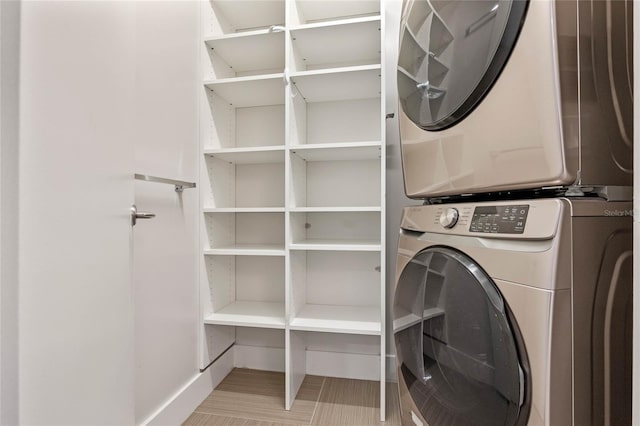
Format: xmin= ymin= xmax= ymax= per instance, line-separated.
xmin=131 ymin=2 xmax=200 ymax=424
xmin=384 ymin=0 xmax=420 ymax=377
xmin=0 ymin=1 xmax=20 ymax=424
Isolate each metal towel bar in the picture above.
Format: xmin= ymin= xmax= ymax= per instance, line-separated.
xmin=134 ymin=173 xmax=196 ymax=193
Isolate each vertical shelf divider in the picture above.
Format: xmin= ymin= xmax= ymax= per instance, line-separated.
xmin=284 ymin=0 xmax=296 ymax=407
xmin=378 ymin=4 xmax=387 ymax=420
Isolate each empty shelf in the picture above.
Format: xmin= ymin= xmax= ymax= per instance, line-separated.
xmin=204 ymin=146 xmax=285 ymax=164
xmin=290 ymin=17 xmax=380 ymax=70
xmin=205 ymin=30 xmax=284 ymax=74
xmin=294 ymin=1 xmax=379 ymax=24
xmin=290 ymin=239 xmax=381 ymax=251
xmin=203 ymin=207 xmax=286 ymax=213
xmin=204 ymin=74 xmax=285 ymax=107
xmin=204 ymin=244 xmax=286 ymax=256
xmin=289 ymin=206 xmax=381 ymax=213
xmin=290 ymin=65 xmax=381 ymax=102
xmin=290 ymin=304 xmax=381 ymax=335
xmin=210 ymin=1 xmax=285 ymax=33
xmin=290 ymin=142 xmax=381 ymax=161
xmin=204 ymin=301 xmax=285 ymax=329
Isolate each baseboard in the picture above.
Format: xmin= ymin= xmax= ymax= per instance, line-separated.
xmin=141 ymin=348 xmax=233 ymax=426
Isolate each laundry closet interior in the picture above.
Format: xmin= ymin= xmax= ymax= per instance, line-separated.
xmin=5 ymin=0 xmax=637 ymax=425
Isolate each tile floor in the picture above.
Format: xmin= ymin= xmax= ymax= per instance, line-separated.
xmin=183 ymin=368 xmax=402 ymax=425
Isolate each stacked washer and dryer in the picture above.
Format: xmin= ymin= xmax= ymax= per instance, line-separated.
xmin=392 ymin=0 xmax=633 ymax=425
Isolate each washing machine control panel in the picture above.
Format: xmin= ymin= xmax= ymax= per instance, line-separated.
xmin=469 ymin=205 xmax=529 ymax=234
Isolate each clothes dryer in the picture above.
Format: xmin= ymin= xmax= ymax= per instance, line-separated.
xmin=397 ymin=0 xmax=633 ymax=198
xmin=393 ymin=198 xmax=632 ymax=425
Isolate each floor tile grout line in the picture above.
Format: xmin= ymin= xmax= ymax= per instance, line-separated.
xmin=307 ymin=376 xmax=326 ymax=426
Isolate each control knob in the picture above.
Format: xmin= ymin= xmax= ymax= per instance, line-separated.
xmin=439 ymin=208 xmax=459 ymax=229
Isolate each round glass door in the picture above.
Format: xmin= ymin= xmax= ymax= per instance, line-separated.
xmin=393 ymin=247 xmax=530 ymax=425
xmin=398 ymin=0 xmax=529 ymax=130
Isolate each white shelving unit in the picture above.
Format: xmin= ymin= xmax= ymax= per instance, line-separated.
xmin=200 ymin=0 xmax=386 ymax=420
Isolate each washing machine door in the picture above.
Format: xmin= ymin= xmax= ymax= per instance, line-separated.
xmin=393 ymin=247 xmax=530 ymax=425
xmin=398 ymin=0 xmax=528 ymax=131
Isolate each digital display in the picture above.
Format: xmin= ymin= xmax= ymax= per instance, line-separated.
xmin=469 ymin=205 xmax=529 ymax=234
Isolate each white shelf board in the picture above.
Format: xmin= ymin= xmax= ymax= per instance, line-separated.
xmin=204 ymin=301 xmax=285 ymax=329
xmin=290 ymin=304 xmax=381 ymax=335
xmin=290 ymin=143 xmax=381 ymax=162
xmin=205 ymin=30 xmax=285 ymax=73
xmin=289 ymin=206 xmax=381 ymax=213
xmin=204 ymin=74 xmax=285 ymax=107
xmin=295 ymin=1 xmax=380 ymax=24
xmin=290 ymin=65 xmax=381 ymax=102
xmin=290 ymin=17 xmax=380 ymax=69
xmin=204 ymin=244 xmax=286 ymax=256
xmin=203 ymin=207 xmax=286 ymax=213
xmin=290 ymin=140 xmax=381 ymax=149
xmin=290 ymin=239 xmax=381 ymax=251
xmin=204 ymin=146 xmax=285 ymax=164
xmin=211 ymin=1 xmax=285 ymax=33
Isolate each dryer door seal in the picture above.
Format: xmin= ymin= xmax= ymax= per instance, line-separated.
xmin=393 ymin=246 xmax=530 ymax=425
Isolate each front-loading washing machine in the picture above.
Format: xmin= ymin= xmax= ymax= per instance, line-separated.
xmin=393 ymin=198 xmax=632 ymax=425
xmin=397 ymin=0 xmax=633 ymax=198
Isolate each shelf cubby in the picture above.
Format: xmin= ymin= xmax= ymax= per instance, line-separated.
xmin=290 ymin=250 xmax=381 ymax=335
xmin=289 ymin=95 xmax=381 ymax=146
xmin=290 ymin=210 xmax=381 ymax=251
xmin=235 ymin=328 xmax=286 ymax=372
xmin=204 ymin=30 xmax=285 ymax=79
xmin=290 ymin=0 xmax=380 ymax=26
xmin=289 ymin=149 xmax=381 ymax=209
xmin=202 ymin=90 xmax=285 ymax=150
xmin=204 ymin=211 xmax=285 ymax=255
xmin=203 ymin=154 xmax=285 ymax=209
xmin=205 ymin=1 xmax=285 ymax=36
xmin=287 ymin=330 xmax=382 ymax=412
xmin=204 ymin=255 xmax=285 ymax=329
xmin=290 ymin=16 xmax=380 ymax=72
xmin=290 ymin=65 xmax=381 ymax=103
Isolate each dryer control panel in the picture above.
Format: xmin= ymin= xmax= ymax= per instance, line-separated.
xmin=469 ymin=205 xmax=529 ymax=234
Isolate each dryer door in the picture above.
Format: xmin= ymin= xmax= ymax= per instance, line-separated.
xmin=393 ymin=247 xmax=530 ymax=425
xmin=398 ymin=0 xmax=528 ymax=131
